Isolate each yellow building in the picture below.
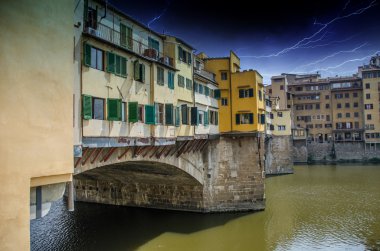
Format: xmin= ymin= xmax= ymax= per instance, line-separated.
xmin=163 ymin=35 xmax=195 ymax=139
xmin=201 ymin=51 xmax=265 ymax=134
xmin=360 ymin=55 xmax=380 ymax=149
xmin=0 ymin=1 xmax=73 ymax=250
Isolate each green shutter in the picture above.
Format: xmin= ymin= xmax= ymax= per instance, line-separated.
xmin=236 ymin=114 xmax=240 ymax=125
xmin=83 ymin=43 xmax=91 ymax=67
xmin=82 ymin=95 xmax=92 ymax=120
xmin=134 ymin=60 xmax=139 ymax=80
xmin=187 ymin=52 xmax=192 ymax=64
xmin=121 ymin=57 xmax=127 ymax=77
xmin=214 ymin=89 xmax=221 ymax=99
xmin=107 ymin=98 xmax=121 ymax=121
xmin=128 ymin=102 xmax=138 ymax=122
xmin=181 ymin=104 xmax=188 ymax=124
xmin=205 ymin=87 xmax=210 ymax=96
xmin=191 ymin=107 xmax=198 ymax=125
xmin=115 ymin=55 xmax=121 ymax=75
xmin=106 ymin=52 xmax=115 ymax=73
xmin=168 ymin=72 xmax=174 ymax=89
xmin=204 ymin=110 xmax=209 ymax=126
xmin=175 ymin=106 xmax=180 ymax=127
xmin=141 ymin=64 xmax=145 ymax=83
xmin=120 ymin=23 xmax=127 ymax=47
xmin=145 ymin=105 xmax=155 ymax=124
xmin=165 ymin=104 xmax=173 ymax=125
xmin=127 ymin=27 xmax=133 ymax=50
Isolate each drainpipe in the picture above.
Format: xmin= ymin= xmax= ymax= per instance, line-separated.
xmin=150 ymin=61 xmax=155 ymax=142
xmin=99 ymin=0 xmax=107 ymax=23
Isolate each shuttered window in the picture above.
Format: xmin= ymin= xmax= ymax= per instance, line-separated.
xmin=178 ymin=75 xmax=185 ymax=87
xmin=175 ymin=106 xmax=180 ymax=127
xmin=157 ymin=67 xmax=164 ymax=85
xmin=82 ymin=95 xmax=92 ymax=120
xmin=239 ymin=88 xmax=254 ymax=98
xmin=181 ymin=104 xmax=188 ymax=124
xmin=127 ymin=27 xmax=133 ymax=50
xmin=83 ymin=43 xmax=91 ymax=67
xmin=165 ymin=104 xmax=174 ymax=125
xmin=107 ymin=98 xmax=122 ymax=121
xmin=194 ymin=82 xmax=199 ymax=92
xmin=155 ymin=103 xmax=164 ymax=124
xmin=186 ymin=78 xmax=192 ymax=90
xmin=260 ymin=114 xmax=266 ymax=124
xmin=205 ymin=86 xmax=210 ymax=96
xmin=120 ymin=23 xmax=127 ymax=48
xmin=106 ymin=52 xmax=127 ymax=77
xmin=148 ymin=37 xmax=160 ymax=52
xmin=204 ymin=110 xmax=209 ymax=126
xmin=106 ymin=52 xmax=115 ymax=73
xmin=214 ymin=89 xmax=221 ymax=99
xmin=168 ymin=71 xmax=175 ymax=89
xmin=191 ymin=107 xmax=198 ymax=125
xmin=134 ymin=60 xmax=145 ymax=82
xmin=236 ymin=113 xmax=254 ymax=124
xmin=145 ymin=105 xmax=155 ymax=124
xmin=128 ymin=102 xmax=138 ymax=122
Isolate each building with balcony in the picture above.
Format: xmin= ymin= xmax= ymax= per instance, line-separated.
xmin=201 ymin=51 xmax=265 ymax=134
xmin=193 ymin=55 xmax=220 ymax=138
xmin=359 ymin=55 xmax=380 ymax=149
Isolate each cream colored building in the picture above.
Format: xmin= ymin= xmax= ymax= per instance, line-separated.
xmin=0 ymin=1 xmax=73 ymax=250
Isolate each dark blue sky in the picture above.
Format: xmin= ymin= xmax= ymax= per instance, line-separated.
xmin=111 ymin=0 xmax=380 ymax=83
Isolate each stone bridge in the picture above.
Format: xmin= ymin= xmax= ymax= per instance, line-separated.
xmin=73 ymin=134 xmax=265 ymax=212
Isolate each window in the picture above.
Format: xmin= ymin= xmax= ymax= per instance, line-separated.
xmin=210 ymin=110 xmax=215 ymax=125
xmin=305 ymin=104 xmax=313 ymax=110
xmin=178 ymin=75 xmax=185 ymax=87
xmin=258 ymin=90 xmax=262 ymax=101
xmin=128 ymin=102 xmax=139 ymax=122
xmin=353 ymin=92 xmax=358 ymax=98
xmin=365 ymin=124 xmax=375 ymax=130
xmin=280 ymin=85 xmax=284 ymax=90
xmin=221 ymin=72 xmax=227 ymax=80
xmin=354 ymin=122 xmax=360 ymax=129
xmin=354 ymin=102 xmax=358 ymax=108
xmin=148 ymin=37 xmax=160 ymax=52
xmin=269 ymin=89 xmax=272 ymax=94
xmin=346 ymin=113 xmax=350 ymax=118
xmin=354 ymin=112 xmax=359 ymax=118
xmin=316 ymin=104 xmax=320 ymax=110
xmin=325 ymin=124 xmax=332 ymax=128
xmin=325 ymin=95 xmax=330 ymax=99
xmin=326 ymin=115 xmax=330 ymax=121
xmin=175 ymin=106 xmax=180 ymax=126
xmin=144 ymin=104 xmax=155 ymax=124
xmin=155 ymin=103 xmax=164 ymax=124
xmin=325 ymin=104 xmax=330 ymax=109
xmin=239 ymin=88 xmax=254 ymax=98
xmin=365 ymin=104 xmax=373 ymax=110
xmin=186 ymin=78 xmax=192 ymax=90
xmin=345 ymin=103 xmax=350 ymax=108
xmin=121 ymin=102 xmax=126 ymax=122
xmin=270 ymin=113 xmax=274 ymax=119
xmin=366 ymin=83 xmax=370 ymax=89
xmin=165 ymin=104 xmax=174 ymax=125
xmin=367 ymin=114 xmax=372 ymax=120
xmin=190 ymin=107 xmax=198 ymax=125
xmin=106 ymin=52 xmax=127 ymax=77
xmin=337 ymin=103 xmax=342 ymax=109
xmin=93 ymin=97 xmax=105 ymax=120
xmin=157 ymin=67 xmax=164 ymax=85
xmin=337 ymin=113 xmax=342 ymax=118
xmin=296 ymin=105 xmax=304 ymax=110
xmin=107 ymin=98 xmax=122 ymax=121
xmin=198 ymin=111 xmax=203 ymax=125
xmin=120 ymin=24 xmax=132 ymax=49
xmin=90 ymin=47 xmax=103 ymax=70
xmin=178 ymin=46 xmax=191 ymax=64
xmin=134 ymin=60 xmax=145 ymax=82
xmin=277 ymin=112 xmax=283 ymax=117
xmin=296 ymin=87 xmax=303 ymax=91
xmin=366 ymin=93 xmax=371 ymax=99
xmin=138 ymin=104 xmax=144 ymax=122
xmin=236 ymin=113 xmax=253 ymax=124
xmin=344 ymin=93 xmax=349 ymax=98
xmin=181 ymin=104 xmax=188 ymax=124
xmin=221 ymin=98 xmax=228 ymax=106
xmin=86 ymin=7 xmax=98 ymax=29
xmin=214 ymin=89 xmax=221 ymax=99
xmin=168 ymin=71 xmax=175 ymax=89
xmin=205 ymin=86 xmax=210 ymax=96
xmin=278 ymin=125 xmax=286 ymax=131
xmin=198 ymin=84 xmax=204 ymax=94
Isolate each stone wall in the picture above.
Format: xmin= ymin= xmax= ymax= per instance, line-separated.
xmin=265 ymin=136 xmax=294 ymax=175
xmin=74 ymin=135 xmax=266 ymax=212
xmin=293 ymin=140 xmax=308 ymax=163
xmin=307 ymin=142 xmax=334 ymax=161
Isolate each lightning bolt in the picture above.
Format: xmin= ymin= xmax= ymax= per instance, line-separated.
xmin=147 ymin=7 xmax=168 ymax=28
xmin=298 ymin=35 xmax=356 ymax=49
xmin=317 ymin=51 xmax=380 ymax=71
xmin=343 ymin=0 xmax=351 ymax=10
xmin=242 ymin=0 xmax=376 ymax=58
xmin=293 ymin=43 xmax=368 ymax=71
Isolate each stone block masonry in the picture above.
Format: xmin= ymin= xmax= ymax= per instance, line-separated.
xmin=74 ymin=135 xmax=265 ymax=212
xmin=265 ymin=136 xmax=294 ymax=175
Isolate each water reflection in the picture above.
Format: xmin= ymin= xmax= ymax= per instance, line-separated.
xmin=31 ymin=165 xmax=380 ymax=251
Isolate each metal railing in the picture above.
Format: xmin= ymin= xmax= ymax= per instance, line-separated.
xmin=194 ymin=68 xmax=216 ymax=82
xmin=85 ymin=24 xmax=174 ymax=67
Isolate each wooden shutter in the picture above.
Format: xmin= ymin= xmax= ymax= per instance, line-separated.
xmin=204 ymin=110 xmax=209 ymax=126
xmin=249 ymin=88 xmax=254 ymax=97
xmin=141 ymin=64 xmax=145 ymax=83
xmin=145 ymin=105 xmax=155 ymax=124
xmin=236 ymin=114 xmax=240 ymax=125
xmin=120 ymin=23 xmax=127 ymax=47
xmin=128 ymin=102 xmax=138 ymax=122
xmin=261 ymin=114 xmax=266 ymax=124
xmin=191 ymin=107 xmax=198 ymax=125
xmin=239 ymin=89 xmax=244 ymax=98
xmin=115 ymin=55 xmax=121 ymax=75
xmin=249 ymin=113 xmax=254 ymax=124
xmin=214 ymin=89 xmax=221 ymax=99
xmin=181 ymin=104 xmax=188 ymax=124
xmin=107 ymin=98 xmax=121 ymax=121
xmin=106 ymin=52 xmax=115 ymax=73
xmin=121 ymin=57 xmax=127 ymax=77
xmin=127 ymin=27 xmax=133 ymax=50
xmin=82 ymin=95 xmax=92 ymax=120
xmin=175 ymin=106 xmax=180 ymax=127
xmin=165 ymin=104 xmax=173 ymax=125
xmin=187 ymin=52 xmax=192 ymax=64
xmin=83 ymin=43 xmax=91 ymax=67
xmin=134 ymin=60 xmax=139 ymax=80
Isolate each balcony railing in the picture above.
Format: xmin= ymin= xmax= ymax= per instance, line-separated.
xmin=194 ymin=68 xmax=216 ymax=82
xmin=84 ymin=24 xmax=174 ymax=68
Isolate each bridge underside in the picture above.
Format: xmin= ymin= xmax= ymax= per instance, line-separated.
xmin=74 ymin=161 xmax=204 ymax=211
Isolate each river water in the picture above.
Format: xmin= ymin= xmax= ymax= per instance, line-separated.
xmin=31 ymin=165 xmax=380 ymax=251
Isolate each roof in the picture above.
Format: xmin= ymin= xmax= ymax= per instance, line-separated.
xmin=163 ymin=35 xmax=195 ymax=50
